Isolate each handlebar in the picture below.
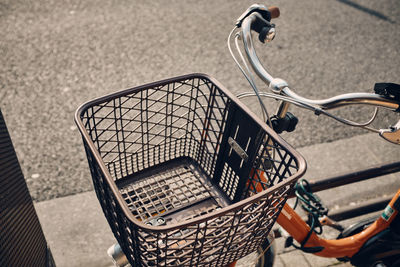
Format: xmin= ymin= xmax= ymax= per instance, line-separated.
xmin=280 ymin=89 xmax=400 ymax=111
xmin=232 ymin=4 xmax=400 ymax=144
xmin=239 ymin=7 xmax=400 ymax=112
xmin=236 ymin=4 xmax=280 ymax=27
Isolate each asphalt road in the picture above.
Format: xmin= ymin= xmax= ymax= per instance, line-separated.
xmin=1 ymin=0 xmax=399 ymax=201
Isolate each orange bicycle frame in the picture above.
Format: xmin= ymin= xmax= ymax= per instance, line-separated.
xmin=276 ymin=189 xmax=400 ymax=258
xmin=227 ymin=178 xmax=399 ymax=267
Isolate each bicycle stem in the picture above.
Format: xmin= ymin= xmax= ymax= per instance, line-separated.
xmin=275 ymin=101 xmax=291 ymax=119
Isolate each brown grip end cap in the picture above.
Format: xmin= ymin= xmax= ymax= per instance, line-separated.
xmin=268 ymin=6 xmax=280 ymax=19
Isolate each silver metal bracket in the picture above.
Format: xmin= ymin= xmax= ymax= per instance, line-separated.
xmin=145 ymin=217 xmax=166 ymax=226
xmin=228 ymin=137 xmax=249 ymax=162
xmin=269 ymin=78 xmax=289 ymax=93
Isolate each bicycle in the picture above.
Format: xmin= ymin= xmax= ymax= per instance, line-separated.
xmin=75 ymin=4 xmax=400 ymax=267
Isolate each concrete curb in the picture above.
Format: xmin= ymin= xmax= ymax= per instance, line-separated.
xmin=34 ymin=133 xmax=399 ymax=267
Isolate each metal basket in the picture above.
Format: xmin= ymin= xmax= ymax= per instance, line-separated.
xmin=75 ymin=74 xmax=306 ymax=266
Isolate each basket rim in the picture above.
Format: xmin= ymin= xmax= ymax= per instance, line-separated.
xmin=74 ymin=73 xmax=307 ymax=232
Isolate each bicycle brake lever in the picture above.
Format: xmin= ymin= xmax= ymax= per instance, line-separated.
xmin=379 ymin=120 xmax=400 ymax=145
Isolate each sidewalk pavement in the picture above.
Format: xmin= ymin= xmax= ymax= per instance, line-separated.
xmin=34 ymin=133 xmax=400 ymax=267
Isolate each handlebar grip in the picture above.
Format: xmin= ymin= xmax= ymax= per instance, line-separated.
xmin=268 ymin=7 xmax=280 ymax=19
xmin=236 ymin=4 xmax=279 ymax=26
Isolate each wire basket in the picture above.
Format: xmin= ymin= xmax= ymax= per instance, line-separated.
xmin=75 ymin=74 xmax=306 ymax=266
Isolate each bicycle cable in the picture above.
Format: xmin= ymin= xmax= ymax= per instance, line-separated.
xmin=229 ymin=21 xmax=382 ymax=133
xmin=228 ymin=26 xmax=272 ymax=126
xmin=237 ymin=91 xmax=381 ymax=133
xmin=283 ymin=179 xmax=328 ymax=252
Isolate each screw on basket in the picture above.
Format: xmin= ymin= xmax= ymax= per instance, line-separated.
xmin=145 ymin=217 xmax=166 ymax=226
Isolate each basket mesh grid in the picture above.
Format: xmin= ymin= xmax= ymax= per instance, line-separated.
xmin=77 ymin=74 xmax=304 ymax=266
xmin=119 ymin=162 xmax=218 ymax=222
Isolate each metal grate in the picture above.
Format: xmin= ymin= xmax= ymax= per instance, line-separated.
xmin=76 ymin=74 xmax=306 ymax=266
xmin=119 ymin=159 xmax=226 ymax=223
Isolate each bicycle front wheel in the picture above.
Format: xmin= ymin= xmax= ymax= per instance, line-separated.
xmin=236 ymin=237 xmax=276 ymax=267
